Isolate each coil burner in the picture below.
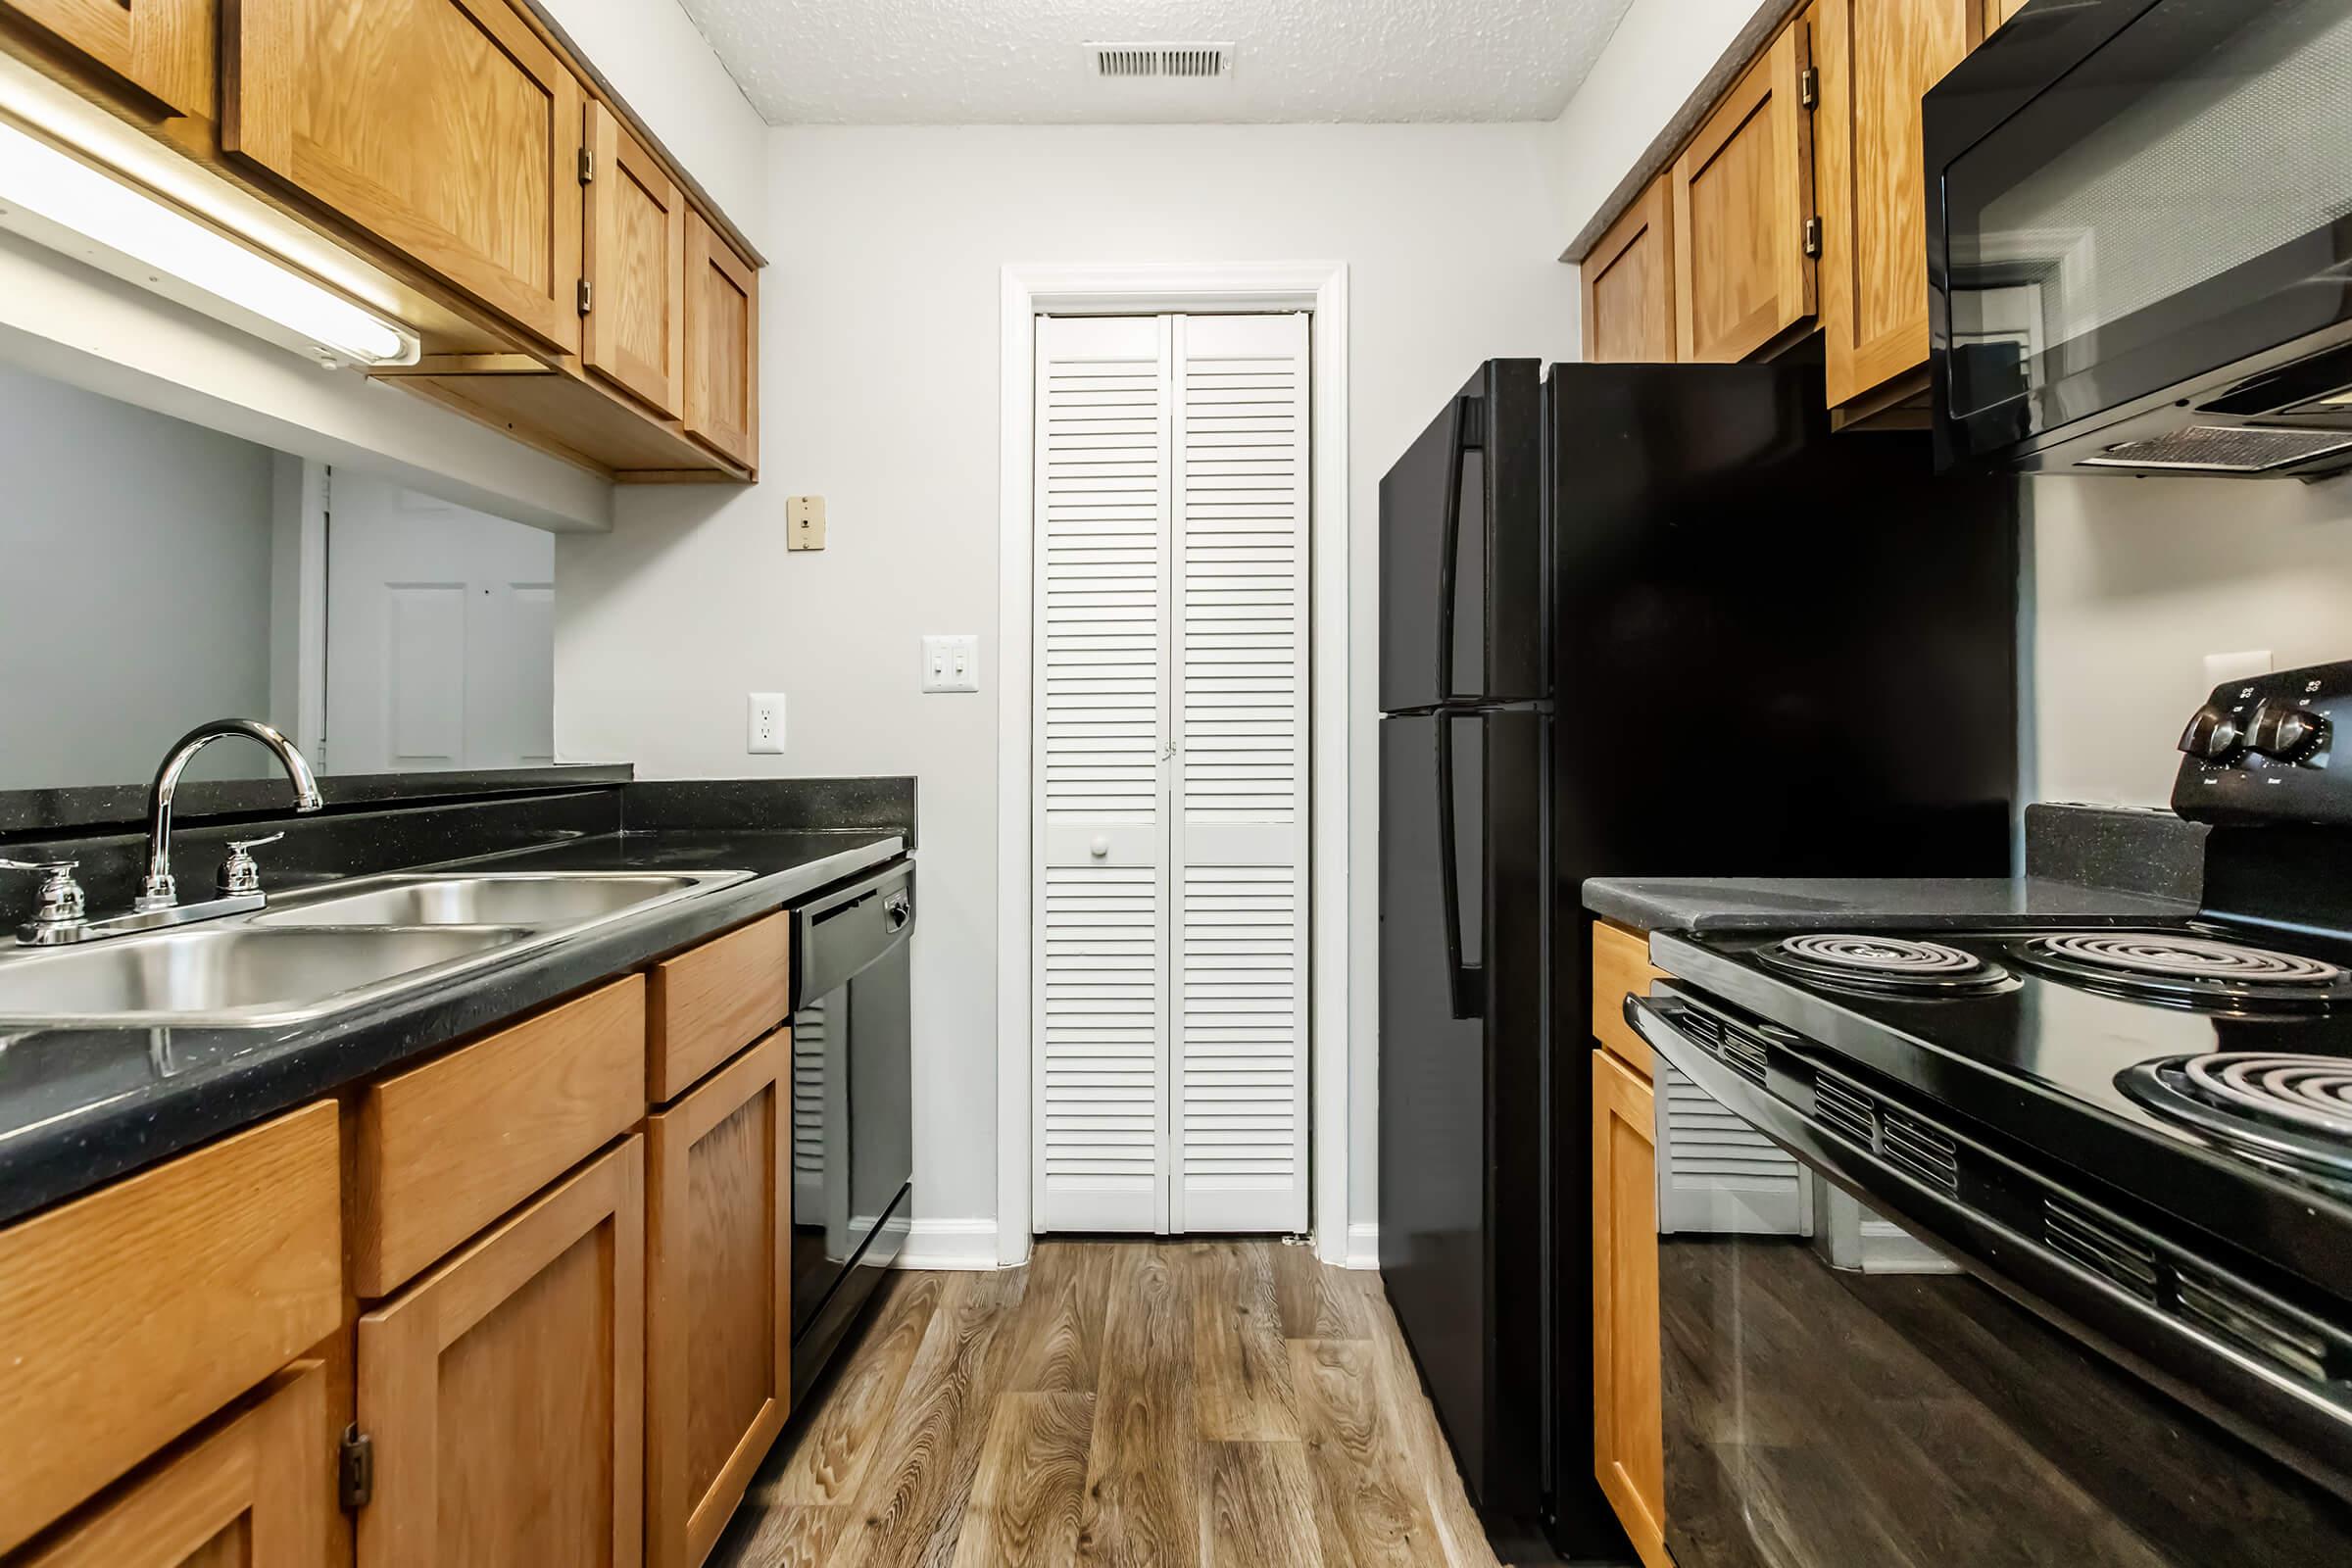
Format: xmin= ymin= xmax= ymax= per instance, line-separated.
xmin=2122 ymin=1054 xmax=2352 ymax=1176
xmin=1757 ymin=935 xmax=2012 ymax=997
xmin=2012 ymin=933 xmax=2352 ymax=1011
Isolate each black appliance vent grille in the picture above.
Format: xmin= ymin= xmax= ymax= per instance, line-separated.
xmin=1813 ymin=1074 xmax=1878 ymax=1149
xmin=2044 ymin=1196 xmax=2161 ymax=1302
xmin=2176 ymin=1265 xmax=2334 ymax=1384
xmin=1720 ymin=1032 xmax=1769 ymax=1086
xmin=1880 ymin=1107 xmax=1959 ymax=1196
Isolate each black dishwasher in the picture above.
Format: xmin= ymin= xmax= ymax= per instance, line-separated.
xmin=787 ymin=859 xmax=913 ymax=1397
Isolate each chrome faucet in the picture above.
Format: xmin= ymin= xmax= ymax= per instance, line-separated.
xmin=135 ymin=718 xmax=323 ymax=912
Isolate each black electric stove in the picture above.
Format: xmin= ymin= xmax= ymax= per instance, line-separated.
xmin=1629 ymin=660 xmax=2352 ymax=1567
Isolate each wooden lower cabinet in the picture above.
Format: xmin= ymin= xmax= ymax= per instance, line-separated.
xmin=357 ymin=1139 xmax=647 ymax=1568
xmin=1986 ymin=0 xmax=2028 ymax=30
xmin=19 ymin=1364 xmax=328 ymax=1568
xmin=648 ymin=909 xmax=791 ymax=1102
xmin=646 ymin=1033 xmax=792 ymax=1568
xmin=1592 ymin=1049 xmax=1669 ymax=1568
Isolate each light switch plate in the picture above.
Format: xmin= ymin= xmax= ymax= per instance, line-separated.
xmin=787 ymin=495 xmax=827 ymax=551
xmin=746 ymin=692 xmax=786 ymax=754
xmin=922 ymin=634 xmax=980 ymax=693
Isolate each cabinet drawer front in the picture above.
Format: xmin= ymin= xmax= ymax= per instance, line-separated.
xmin=20 ymin=1362 xmax=329 ymax=1568
xmin=0 ymin=1103 xmax=341 ymax=1554
xmin=682 ymin=212 xmax=759 ymax=469
xmin=647 ymin=1034 xmax=790 ymax=1568
xmin=356 ymin=974 xmax=647 ymax=1297
xmin=2 ymin=0 xmax=213 ymax=119
xmin=649 ymin=910 xmax=790 ymax=1102
xmin=221 ymin=0 xmax=584 ymax=354
xmin=1592 ymin=920 xmax=1663 ymax=1079
xmin=358 ymin=1139 xmax=645 ymax=1568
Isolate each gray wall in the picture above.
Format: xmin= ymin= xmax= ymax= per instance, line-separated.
xmin=0 ymin=367 xmax=276 ymax=789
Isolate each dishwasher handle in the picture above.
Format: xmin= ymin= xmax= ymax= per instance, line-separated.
xmin=793 ymin=861 xmax=915 ymax=1004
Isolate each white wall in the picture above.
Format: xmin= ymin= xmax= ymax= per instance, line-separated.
xmin=2032 ymin=473 xmax=2352 ymax=808
xmin=1544 ymin=0 xmax=1786 ymax=258
xmin=555 ymin=122 xmax=1579 ymax=1242
xmin=0 ymin=368 xmax=276 ymax=788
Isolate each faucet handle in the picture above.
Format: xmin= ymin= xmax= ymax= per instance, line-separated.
xmin=217 ymin=834 xmax=284 ymax=897
xmin=0 ymin=858 xmax=87 ymax=944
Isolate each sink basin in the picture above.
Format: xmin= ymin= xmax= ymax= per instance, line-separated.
xmin=0 ymin=926 xmax=529 ymax=1027
xmin=252 ymin=872 xmax=723 ymax=929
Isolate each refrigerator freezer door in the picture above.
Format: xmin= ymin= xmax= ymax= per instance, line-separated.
xmin=1379 ymin=361 xmax=1546 ymax=712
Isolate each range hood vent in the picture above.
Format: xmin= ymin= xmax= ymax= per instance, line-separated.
xmin=2079 ymin=425 xmax=2352 ymax=474
xmin=1089 ymin=43 xmax=1233 ymax=80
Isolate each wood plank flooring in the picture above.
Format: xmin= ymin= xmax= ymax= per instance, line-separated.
xmin=712 ymin=1240 xmax=1502 ymax=1568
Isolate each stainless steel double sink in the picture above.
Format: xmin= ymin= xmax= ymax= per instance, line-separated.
xmin=0 ymin=869 xmax=751 ymax=1027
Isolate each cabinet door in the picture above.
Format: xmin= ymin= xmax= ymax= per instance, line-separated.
xmin=1815 ymin=0 xmax=1981 ymax=407
xmin=0 ymin=0 xmax=212 ymax=117
xmin=1592 ymin=1050 xmax=1668 ymax=1568
xmin=647 ymin=1034 xmax=791 ymax=1568
xmin=358 ymin=1139 xmax=645 ymax=1568
xmin=1583 ymin=175 xmax=1678 ymax=364
xmin=682 ymin=211 xmax=759 ymax=469
xmin=1671 ymin=14 xmax=1817 ymax=363
xmin=20 ymin=1364 xmax=327 ymax=1568
xmin=221 ymin=0 xmax=584 ymax=354
xmin=583 ymin=103 xmax=686 ymax=416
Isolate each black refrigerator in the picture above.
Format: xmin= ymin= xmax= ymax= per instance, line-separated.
xmin=1377 ymin=353 xmax=2020 ymax=1559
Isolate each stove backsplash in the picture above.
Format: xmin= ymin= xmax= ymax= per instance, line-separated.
xmin=2025 ymin=803 xmax=2208 ymax=903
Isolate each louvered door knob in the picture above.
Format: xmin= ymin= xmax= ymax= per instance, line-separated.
xmin=1090 ymin=836 xmax=1110 ymax=858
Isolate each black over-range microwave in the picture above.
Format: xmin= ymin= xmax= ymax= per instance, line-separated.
xmin=1927 ymin=0 xmax=2352 ymax=479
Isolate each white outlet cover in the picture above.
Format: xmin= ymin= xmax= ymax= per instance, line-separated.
xmin=747 ymin=691 xmax=786 ymax=754
xmin=922 ymin=634 xmax=980 ymax=693
xmin=2203 ymin=650 xmax=2274 ymax=687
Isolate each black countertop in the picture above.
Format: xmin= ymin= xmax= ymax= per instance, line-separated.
xmin=1581 ymin=875 xmax=2197 ymax=934
xmin=0 ymin=826 xmax=904 ymax=1225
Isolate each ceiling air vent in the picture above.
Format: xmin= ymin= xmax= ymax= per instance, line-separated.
xmin=1089 ymin=42 xmax=1234 ymax=80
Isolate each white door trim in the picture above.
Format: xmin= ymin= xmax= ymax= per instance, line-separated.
xmin=998 ymin=262 xmax=1350 ymax=1268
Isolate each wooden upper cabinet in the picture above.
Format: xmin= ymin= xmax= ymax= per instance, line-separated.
xmin=1815 ymin=0 xmax=1982 ymax=408
xmin=1583 ymin=175 xmax=1678 ymax=364
xmin=221 ymin=0 xmax=585 ymax=355
xmin=684 ymin=210 xmax=759 ymax=470
xmin=646 ymin=1034 xmax=791 ymax=1568
xmin=1671 ymin=13 xmax=1818 ymax=363
xmin=19 ymin=1364 xmax=328 ymax=1568
xmin=0 ymin=0 xmax=213 ymax=118
xmin=584 ymin=102 xmax=687 ymax=417
xmin=1592 ymin=1048 xmax=1668 ymax=1568
xmin=358 ymin=1138 xmax=646 ymax=1568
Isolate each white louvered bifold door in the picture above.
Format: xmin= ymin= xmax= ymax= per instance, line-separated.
xmin=1032 ymin=312 xmax=1310 ymax=1237
xmin=1034 ymin=315 xmax=1174 ymax=1233
xmin=1169 ymin=313 xmax=1311 ymax=1234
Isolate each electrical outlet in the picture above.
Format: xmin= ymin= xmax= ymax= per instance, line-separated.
xmin=787 ymin=495 xmax=827 ymax=551
xmin=922 ymin=634 xmax=980 ymax=693
xmin=746 ymin=692 xmax=786 ymax=754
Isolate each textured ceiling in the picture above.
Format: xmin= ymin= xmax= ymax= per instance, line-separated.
xmin=677 ymin=0 xmax=1640 ymax=125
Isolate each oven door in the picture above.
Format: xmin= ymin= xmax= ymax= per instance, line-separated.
xmin=1928 ymin=0 xmax=2352 ymax=477
xmin=1626 ymin=991 xmax=2352 ymax=1567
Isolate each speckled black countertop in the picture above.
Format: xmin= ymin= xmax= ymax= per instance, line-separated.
xmin=0 ymin=781 xmax=910 ymax=1225
xmin=1582 ymin=805 xmax=2209 ymax=934
xmin=1581 ymin=875 xmax=2196 ymax=933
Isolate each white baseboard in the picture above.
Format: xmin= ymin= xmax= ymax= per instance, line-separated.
xmin=1343 ymin=1222 xmax=1381 ymax=1271
xmin=894 ymin=1218 xmax=1002 ymax=1271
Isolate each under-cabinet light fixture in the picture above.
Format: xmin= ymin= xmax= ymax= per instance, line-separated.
xmin=0 ymin=119 xmax=416 ymax=368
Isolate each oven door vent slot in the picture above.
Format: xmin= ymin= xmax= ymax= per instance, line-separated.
xmin=1881 ymin=1107 xmax=1960 ymax=1196
xmin=2175 ymin=1265 xmax=2335 ymax=1385
xmin=1720 ymin=1031 xmax=1769 ymax=1086
xmin=2044 ymin=1196 xmax=2161 ymax=1302
xmin=1813 ymin=1073 xmax=1878 ymax=1150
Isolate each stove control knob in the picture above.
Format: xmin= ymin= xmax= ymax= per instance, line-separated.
xmin=2179 ymin=706 xmax=2243 ymax=761
xmin=2248 ymin=701 xmax=2324 ymax=760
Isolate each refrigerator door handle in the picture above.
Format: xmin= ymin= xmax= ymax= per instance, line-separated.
xmin=1435 ymin=713 xmax=1484 ymax=1020
xmin=1435 ymin=393 xmax=1478 ymax=706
